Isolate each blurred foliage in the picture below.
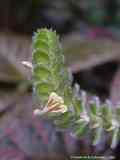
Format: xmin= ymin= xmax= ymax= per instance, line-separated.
xmin=1 ymin=0 xmax=120 ymax=34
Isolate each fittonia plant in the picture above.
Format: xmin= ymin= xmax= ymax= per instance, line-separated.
xmin=30 ymin=28 xmax=120 ymax=149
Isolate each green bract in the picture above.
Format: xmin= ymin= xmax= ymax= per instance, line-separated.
xmin=32 ymin=29 xmax=72 ymax=108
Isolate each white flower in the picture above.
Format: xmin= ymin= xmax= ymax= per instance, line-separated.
xmin=34 ymin=92 xmax=68 ymax=116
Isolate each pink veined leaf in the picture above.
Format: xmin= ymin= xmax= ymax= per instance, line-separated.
xmin=110 ymin=67 xmax=120 ymax=104
xmin=0 ymin=31 xmax=32 ymax=82
xmin=62 ymin=28 xmax=120 ymax=72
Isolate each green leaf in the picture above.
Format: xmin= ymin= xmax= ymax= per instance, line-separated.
xmin=92 ymin=127 xmax=103 ymax=146
xmin=111 ymin=128 xmax=119 ymax=149
xmin=54 ymin=112 xmax=74 ymax=129
xmin=74 ymin=121 xmax=88 ymax=137
xmin=100 ymin=102 xmax=113 ymax=130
